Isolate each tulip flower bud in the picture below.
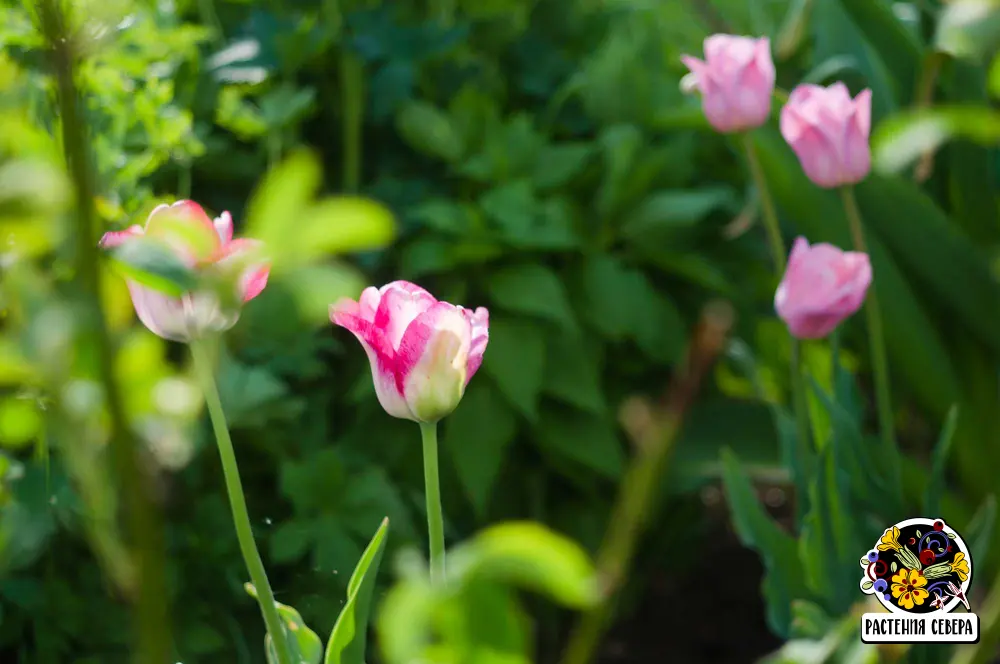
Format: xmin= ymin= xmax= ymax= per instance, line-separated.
xmin=680 ymin=35 xmax=775 ymax=133
xmin=330 ymin=281 xmax=489 ymax=423
xmin=780 ymin=82 xmax=873 ymax=188
xmin=775 ymin=236 xmax=872 ymax=339
xmin=100 ymin=201 xmax=269 ymax=341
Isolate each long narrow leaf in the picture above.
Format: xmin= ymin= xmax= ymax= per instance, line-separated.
xmin=325 ymin=518 xmax=390 ymax=664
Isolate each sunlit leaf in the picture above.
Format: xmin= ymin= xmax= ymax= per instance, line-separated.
xmin=873 ymin=107 xmax=1000 ymax=173
xmin=296 ymin=197 xmax=396 ymax=262
xmin=244 ymin=583 xmax=323 ymax=664
xmin=107 ymin=235 xmax=198 ymax=296
xmin=449 ymin=521 xmax=599 ymax=608
xmin=325 ymin=517 xmax=389 ymax=664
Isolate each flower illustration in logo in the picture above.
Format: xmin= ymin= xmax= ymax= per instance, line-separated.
xmin=860 ymin=518 xmax=974 ymax=615
xmin=949 ymin=552 xmax=970 ymax=582
xmin=891 ymin=568 xmax=929 ymax=610
xmin=878 ymin=526 xmax=901 ymax=552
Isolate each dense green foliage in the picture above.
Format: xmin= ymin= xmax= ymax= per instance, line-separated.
xmin=1 ymin=0 xmax=999 ymax=662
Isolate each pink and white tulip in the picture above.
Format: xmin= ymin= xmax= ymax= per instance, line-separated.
xmin=331 ymin=281 xmax=489 ymax=423
xmin=775 ymin=236 xmax=872 ymax=339
xmin=100 ymin=200 xmax=269 ymax=341
xmin=780 ymin=82 xmax=872 ymax=188
xmin=680 ymin=35 xmax=775 ymax=133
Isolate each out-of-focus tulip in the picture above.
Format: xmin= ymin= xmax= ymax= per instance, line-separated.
xmin=680 ymin=35 xmax=775 ymax=133
xmin=100 ymin=200 xmax=269 ymax=341
xmin=331 ymin=281 xmax=489 ymax=423
xmin=780 ymin=82 xmax=872 ymax=188
xmin=775 ymin=236 xmax=871 ymax=339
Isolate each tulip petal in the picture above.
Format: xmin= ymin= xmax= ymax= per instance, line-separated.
xmin=214 ymin=211 xmax=234 ymax=244
xmin=99 ymin=225 xmax=144 ymax=248
xmin=853 ymin=89 xmax=872 ymax=139
xmin=215 ymin=238 xmax=271 ymax=302
xmin=127 ymin=281 xmax=189 ymax=341
xmin=680 ymin=55 xmax=713 ymax=93
xmin=144 ymin=200 xmax=221 ymax=264
xmin=331 ymin=299 xmax=413 ymax=420
xmin=373 ymin=281 xmax=438 ymax=350
xmin=399 ymin=303 xmax=473 ymax=422
xmin=462 ymin=306 xmax=490 ymax=383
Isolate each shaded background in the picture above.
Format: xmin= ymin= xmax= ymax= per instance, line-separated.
xmin=0 ymin=0 xmax=999 ymax=662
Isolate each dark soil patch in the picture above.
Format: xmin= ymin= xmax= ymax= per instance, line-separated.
xmin=595 ymin=495 xmax=787 ymax=664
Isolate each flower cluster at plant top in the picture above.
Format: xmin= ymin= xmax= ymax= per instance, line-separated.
xmin=681 ymin=34 xmax=875 ymax=338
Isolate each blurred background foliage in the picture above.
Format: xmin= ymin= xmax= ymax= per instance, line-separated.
xmin=0 ymin=0 xmax=998 ymax=662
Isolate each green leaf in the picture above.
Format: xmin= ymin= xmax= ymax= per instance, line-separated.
xmin=395 ymin=100 xmax=465 ymax=163
xmin=619 ymin=187 xmax=737 ymax=242
xmin=444 ymin=380 xmax=519 ymax=519
xmin=541 ymin=332 xmax=605 ymax=414
xmin=809 ymin=377 xmax=896 ymax=516
xmin=990 ymin=51 xmax=1000 ymax=97
xmin=532 ymin=143 xmax=592 ymax=190
xmin=834 ymin=0 xmax=920 ymax=102
xmin=295 ymin=197 xmax=397 ymax=262
xmin=853 ymin=175 xmax=1000 ymax=358
xmin=535 ymin=406 xmax=624 ymax=479
xmin=965 ymin=494 xmax=996 ymax=565
xmin=479 ymin=182 xmax=579 ymax=250
xmin=574 ymin=254 xmax=685 ymax=362
xmin=283 ymin=263 xmax=366 ymax=325
xmin=270 ymin=519 xmax=315 ymax=564
xmin=812 ymin=0 xmax=898 ymax=118
xmin=872 ymin=107 xmax=1000 ymax=174
xmin=450 ymin=522 xmax=599 ymax=608
xmin=245 ymin=584 xmax=324 ymax=664
xmin=481 ymin=317 xmax=546 ymax=420
xmin=942 ymin=62 xmax=999 ymax=244
xmin=107 ymin=235 xmax=198 ymax=296
xmin=487 ymin=263 xmax=577 ymax=331
xmin=720 ymin=448 xmax=809 ymax=638
xmin=923 ymin=405 xmax=960 ymax=517
xmin=935 ymin=0 xmax=1000 ymax=59
xmin=245 ymin=150 xmax=322 ymax=260
xmin=799 ymin=446 xmax=863 ymax=614
xmin=325 ymin=517 xmax=390 ymax=664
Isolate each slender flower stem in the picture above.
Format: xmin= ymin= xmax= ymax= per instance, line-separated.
xmin=420 ymin=421 xmax=446 ymax=583
xmin=839 ymin=188 xmax=898 ymax=452
xmin=741 ymin=134 xmax=785 ymax=273
xmin=741 ymin=133 xmax=814 ymax=486
xmin=562 ymin=303 xmax=734 ymax=664
xmin=190 ymin=340 xmax=293 ymax=664
xmin=39 ymin=2 xmax=170 ymax=661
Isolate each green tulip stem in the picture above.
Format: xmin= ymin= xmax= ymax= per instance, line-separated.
xmin=742 ymin=133 xmax=814 ymax=482
xmin=741 ymin=134 xmax=786 ymax=274
xmin=190 ymin=340 xmax=293 ymax=664
xmin=420 ymin=421 xmax=447 ymax=583
xmin=840 ymin=187 xmax=898 ymax=454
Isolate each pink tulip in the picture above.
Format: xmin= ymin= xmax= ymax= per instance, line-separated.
xmin=680 ymin=35 xmax=775 ymax=133
xmin=100 ymin=200 xmax=269 ymax=341
xmin=780 ymin=82 xmax=872 ymax=188
xmin=775 ymin=237 xmax=872 ymax=339
xmin=331 ymin=281 xmax=489 ymax=423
